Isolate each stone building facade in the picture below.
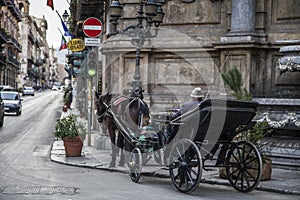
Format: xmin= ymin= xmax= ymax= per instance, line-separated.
xmin=0 ymin=0 xmax=52 ymax=89
xmin=101 ymin=0 xmax=300 ymax=169
xmin=0 ymin=0 xmax=22 ymax=88
xmin=18 ymin=0 xmax=50 ymax=89
xmin=102 ymin=0 xmax=300 ymax=110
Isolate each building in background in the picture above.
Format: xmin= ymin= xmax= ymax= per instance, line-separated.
xmin=18 ymin=0 xmax=51 ymax=89
xmin=0 ymin=0 xmax=22 ymax=88
xmin=0 ymin=0 xmax=59 ymax=90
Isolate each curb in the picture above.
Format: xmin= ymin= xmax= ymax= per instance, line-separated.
xmin=50 ymin=141 xmax=299 ymax=196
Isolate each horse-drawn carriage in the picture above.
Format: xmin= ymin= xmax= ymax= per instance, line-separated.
xmin=96 ymin=92 xmax=262 ymax=194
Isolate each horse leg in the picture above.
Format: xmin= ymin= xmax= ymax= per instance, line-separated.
xmin=109 ymin=128 xmax=117 ymax=167
xmin=117 ymin=134 xmax=125 ymax=166
xmin=123 ymin=140 xmax=135 ymax=167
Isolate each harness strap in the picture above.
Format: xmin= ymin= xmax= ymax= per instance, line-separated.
xmin=129 ymin=97 xmax=150 ymax=128
xmin=96 ymin=101 xmax=112 ymax=120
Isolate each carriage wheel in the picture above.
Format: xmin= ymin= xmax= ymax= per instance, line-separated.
xmin=169 ymin=139 xmax=202 ymax=193
xmin=128 ymin=148 xmax=142 ymax=183
xmin=226 ymin=141 xmax=262 ymax=192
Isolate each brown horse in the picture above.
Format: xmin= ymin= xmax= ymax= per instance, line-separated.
xmin=95 ymin=89 xmax=150 ymax=167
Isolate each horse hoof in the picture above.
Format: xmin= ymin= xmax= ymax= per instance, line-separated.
xmin=109 ymin=162 xmax=116 ymax=168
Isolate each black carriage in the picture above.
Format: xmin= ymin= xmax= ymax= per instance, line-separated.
xmin=107 ymin=97 xmax=262 ymax=193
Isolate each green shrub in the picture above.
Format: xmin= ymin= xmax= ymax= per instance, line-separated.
xmin=236 ymin=121 xmax=274 ymax=163
xmin=221 ymin=66 xmax=252 ymax=101
xmin=54 ymin=114 xmax=86 ymax=140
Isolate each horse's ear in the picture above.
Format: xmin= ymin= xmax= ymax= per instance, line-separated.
xmin=95 ymin=91 xmax=99 ymax=99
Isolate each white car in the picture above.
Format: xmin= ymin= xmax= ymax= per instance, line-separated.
xmin=0 ymin=91 xmax=22 ymax=116
xmin=52 ymin=85 xmax=61 ymax=91
xmin=23 ymin=86 xmax=35 ymax=96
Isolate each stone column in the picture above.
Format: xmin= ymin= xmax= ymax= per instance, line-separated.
xmin=221 ymin=0 xmax=257 ymax=42
xmin=230 ymin=0 xmax=256 ymax=33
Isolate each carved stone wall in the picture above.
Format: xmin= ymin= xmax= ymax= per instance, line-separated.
xmin=164 ymin=0 xmax=222 ymax=25
xmin=102 ymin=0 xmax=300 ymax=110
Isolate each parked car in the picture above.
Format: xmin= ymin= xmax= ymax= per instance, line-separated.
xmin=23 ymin=86 xmax=35 ymax=96
xmin=52 ymin=84 xmax=61 ymax=91
xmin=0 ymin=95 xmax=4 ymax=127
xmin=0 ymin=85 xmax=16 ymax=91
xmin=0 ymin=91 xmax=22 ymax=116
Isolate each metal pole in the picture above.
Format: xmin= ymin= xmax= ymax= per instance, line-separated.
xmin=134 ymin=46 xmax=141 ymax=80
xmin=131 ymin=1 xmax=144 ymax=91
xmin=87 ymin=77 xmax=92 ymax=146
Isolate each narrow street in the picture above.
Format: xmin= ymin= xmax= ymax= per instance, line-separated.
xmin=0 ymin=91 xmax=296 ymax=200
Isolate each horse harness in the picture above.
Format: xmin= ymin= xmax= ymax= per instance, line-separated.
xmin=96 ymin=95 xmax=149 ymax=128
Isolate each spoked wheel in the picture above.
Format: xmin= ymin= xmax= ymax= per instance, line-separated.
xmin=226 ymin=141 xmax=262 ymax=192
xmin=128 ymin=148 xmax=142 ymax=183
xmin=169 ymin=139 xmax=202 ymax=193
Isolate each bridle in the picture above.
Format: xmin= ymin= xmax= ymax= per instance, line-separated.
xmin=95 ymin=96 xmax=111 ymax=122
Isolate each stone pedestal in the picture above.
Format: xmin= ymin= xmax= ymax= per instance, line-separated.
xmin=254 ymin=98 xmax=300 ymax=170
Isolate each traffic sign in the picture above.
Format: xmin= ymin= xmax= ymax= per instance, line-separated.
xmin=82 ymin=17 xmax=102 ymax=38
xmin=67 ymin=38 xmax=85 ymax=52
xmin=84 ymin=38 xmax=100 ymax=46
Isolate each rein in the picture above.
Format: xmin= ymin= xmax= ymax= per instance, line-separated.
xmin=96 ymin=100 xmax=112 ymax=120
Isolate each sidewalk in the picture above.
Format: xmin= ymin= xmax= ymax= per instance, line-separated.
xmin=50 ymin=136 xmax=300 ymax=196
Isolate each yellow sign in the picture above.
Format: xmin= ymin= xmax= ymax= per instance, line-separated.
xmin=67 ymin=38 xmax=85 ymax=52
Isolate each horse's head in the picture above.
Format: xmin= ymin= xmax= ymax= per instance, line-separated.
xmin=95 ymin=91 xmax=112 ymax=123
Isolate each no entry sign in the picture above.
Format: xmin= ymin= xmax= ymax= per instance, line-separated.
xmin=82 ymin=17 xmax=102 ymax=38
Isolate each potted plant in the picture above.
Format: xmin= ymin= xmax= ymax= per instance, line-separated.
xmin=54 ymin=114 xmax=87 ymax=157
xmin=236 ymin=121 xmax=274 ymax=180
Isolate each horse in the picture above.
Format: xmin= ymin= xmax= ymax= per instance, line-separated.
xmin=95 ymin=88 xmax=150 ymax=167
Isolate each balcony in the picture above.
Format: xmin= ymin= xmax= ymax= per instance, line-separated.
xmin=8 ymin=53 xmax=20 ymax=68
xmin=70 ymin=0 xmax=104 ymax=37
xmin=0 ymin=53 xmax=6 ymax=65
xmin=4 ymin=0 xmax=22 ymax=21
xmin=28 ymin=30 xmax=35 ymax=44
xmin=0 ymin=28 xmax=10 ymax=42
xmin=36 ymin=59 xmax=44 ymax=66
xmin=7 ymin=36 xmax=22 ymax=52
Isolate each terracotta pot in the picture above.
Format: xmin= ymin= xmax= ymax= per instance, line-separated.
xmin=63 ymin=136 xmax=83 ymax=157
xmin=260 ymin=158 xmax=272 ymax=181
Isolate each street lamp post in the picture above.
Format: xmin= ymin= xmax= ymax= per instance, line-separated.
xmin=62 ymin=10 xmax=70 ymax=24
xmin=108 ymin=0 xmax=165 ymax=93
xmin=62 ymin=10 xmax=73 ymax=87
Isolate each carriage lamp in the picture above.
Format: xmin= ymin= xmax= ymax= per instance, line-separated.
xmin=108 ymin=0 xmax=165 ymax=91
xmin=152 ymin=4 xmax=165 ymax=27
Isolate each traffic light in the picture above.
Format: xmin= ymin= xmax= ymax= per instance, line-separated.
xmin=87 ymin=49 xmax=98 ymax=77
xmin=72 ymin=52 xmax=82 ymax=67
xmin=67 ymin=51 xmax=87 ymax=67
